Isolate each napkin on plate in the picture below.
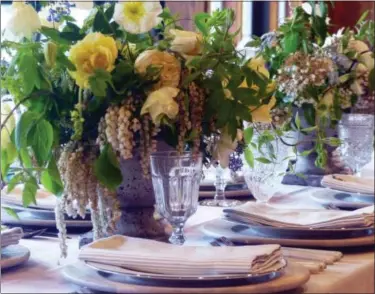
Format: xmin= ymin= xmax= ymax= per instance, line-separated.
xmin=321 ymin=174 xmax=374 ymax=195
xmin=79 ymin=235 xmax=283 ymax=275
xmin=224 ymin=203 xmax=374 ymax=229
xmin=1 ymin=227 xmax=23 ymax=248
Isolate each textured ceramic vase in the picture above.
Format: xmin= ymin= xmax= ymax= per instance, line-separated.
xmin=113 ymin=141 xmax=172 ymax=238
xmin=282 ymin=109 xmax=347 ymax=187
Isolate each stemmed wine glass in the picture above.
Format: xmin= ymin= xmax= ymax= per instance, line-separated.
xmin=150 ymin=151 xmax=202 ymax=245
xmin=200 ymin=164 xmax=243 ymax=207
xmin=338 ymin=114 xmax=374 ymax=177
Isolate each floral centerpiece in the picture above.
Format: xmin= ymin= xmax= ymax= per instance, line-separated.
xmin=246 ymin=1 xmax=374 ymax=179
xmin=0 ymin=1 xmax=274 ymax=256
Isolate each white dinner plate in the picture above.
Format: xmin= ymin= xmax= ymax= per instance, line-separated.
xmin=1 ymin=209 xmax=92 ymax=229
xmin=321 ymin=175 xmax=374 ymax=196
xmin=311 ymin=189 xmax=374 ymax=209
xmin=0 ymin=244 xmax=30 ymax=270
xmin=62 ymin=261 xmax=310 ymax=293
xmin=201 ymin=218 xmax=375 ymax=248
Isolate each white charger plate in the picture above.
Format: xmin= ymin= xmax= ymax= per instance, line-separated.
xmin=0 ymin=244 xmax=30 ymax=270
xmin=201 ymin=218 xmax=375 ymax=248
xmin=311 ymin=189 xmax=374 ymax=209
xmin=62 ymin=261 xmax=310 ymax=293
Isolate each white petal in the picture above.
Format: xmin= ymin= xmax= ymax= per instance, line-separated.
xmin=302 ymin=3 xmax=313 ymax=15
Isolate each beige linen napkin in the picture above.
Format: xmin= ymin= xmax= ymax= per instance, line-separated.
xmin=321 ymin=175 xmax=374 ymax=195
xmin=1 ymin=227 xmax=23 ymax=248
xmin=79 ymin=235 xmax=283 ymax=275
xmin=224 ymin=203 xmax=374 ymax=229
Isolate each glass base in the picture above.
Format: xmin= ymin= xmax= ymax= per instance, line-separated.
xmin=200 ymin=199 xmax=243 ymax=207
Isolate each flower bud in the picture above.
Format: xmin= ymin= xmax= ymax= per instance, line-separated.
xmin=44 ymin=41 xmax=58 ymax=67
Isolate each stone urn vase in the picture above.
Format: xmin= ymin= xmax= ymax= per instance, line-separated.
xmin=282 ymin=109 xmax=348 ymax=187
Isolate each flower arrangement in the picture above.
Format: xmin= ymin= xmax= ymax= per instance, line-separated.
xmin=246 ymin=1 xmax=374 ymax=170
xmin=1 ymin=1 xmax=275 ymax=256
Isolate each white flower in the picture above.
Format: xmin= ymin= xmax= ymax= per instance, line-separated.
xmin=302 ymin=3 xmax=322 ymax=17
xmin=5 ymin=1 xmax=41 ymax=40
xmin=213 ymin=129 xmax=242 ymax=168
xmin=113 ymin=1 xmax=162 ymax=34
xmin=71 ymin=1 xmax=94 ymax=10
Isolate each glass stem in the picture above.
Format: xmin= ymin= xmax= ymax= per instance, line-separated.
xmin=353 ymin=164 xmax=361 ymax=177
xmin=169 ymin=223 xmax=185 ymax=245
xmin=214 ymin=166 xmax=227 ymax=201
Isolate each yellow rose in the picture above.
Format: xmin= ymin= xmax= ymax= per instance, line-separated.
xmin=135 ymin=49 xmax=181 ymax=89
xmin=68 ymin=33 xmax=118 ymax=88
xmin=250 ymin=96 xmax=276 ymax=123
xmin=170 ymin=29 xmax=203 ymax=56
xmin=248 ymin=56 xmax=270 ymax=79
xmin=141 ymin=87 xmax=180 ymax=126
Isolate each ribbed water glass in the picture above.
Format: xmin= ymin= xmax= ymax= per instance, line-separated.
xmin=150 ymin=152 xmax=202 ymax=245
xmin=338 ymin=114 xmax=374 ymax=176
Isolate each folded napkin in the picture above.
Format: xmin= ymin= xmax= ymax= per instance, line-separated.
xmin=79 ymin=235 xmax=283 ymax=275
xmin=321 ymin=174 xmax=374 ymax=195
xmin=224 ymin=203 xmax=374 ymax=229
xmin=1 ymin=227 xmax=23 ymax=248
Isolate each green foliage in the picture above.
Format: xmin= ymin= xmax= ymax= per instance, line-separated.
xmin=94 ymin=144 xmax=122 ymax=191
xmin=30 ymin=119 xmax=54 ymax=165
xmin=3 ymin=208 xmax=20 ymax=220
xmin=41 ymin=157 xmax=64 ymax=196
xmin=22 ymin=176 xmax=38 ymax=207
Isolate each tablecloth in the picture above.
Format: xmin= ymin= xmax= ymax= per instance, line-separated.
xmin=1 ymin=185 xmax=374 ymax=293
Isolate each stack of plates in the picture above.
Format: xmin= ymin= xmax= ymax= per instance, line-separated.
xmin=315 ymin=174 xmax=375 ymax=209
xmin=1 ymin=227 xmax=30 ymax=270
xmin=63 ymin=235 xmax=310 ymax=293
xmin=1 ymin=184 xmax=92 ymax=229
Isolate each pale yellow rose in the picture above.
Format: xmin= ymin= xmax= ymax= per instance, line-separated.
xmin=68 ymin=33 xmax=118 ymax=88
xmin=135 ymin=49 xmax=181 ymax=89
xmin=250 ymin=96 xmax=276 ymax=123
xmin=1 ymin=103 xmax=16 ymax=148
xmin=141 ymin=87 xmax=180 ymax=126
xmin=114 ymin=1 xmax=162 ymax=34
xmin=348 ymin=39 xmax=374 ymax=71
xmin=5 ymin=1 xmax=41 ymax=40
xmin=170 ymin=29 xmax=203 ymax=56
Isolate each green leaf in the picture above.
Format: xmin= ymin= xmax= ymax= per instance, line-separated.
xmin=94 ymin=144 xmax=122 ymax=191
xmin=20 ymin=148 xmax=32 ymax=168
xmin=89 ymin=69 xmax=112 ymax=97
xmin=31 ymin=120 xmax=54 ymax=166
xmin=40 ymin=26 xmax=72 ymax=45
xmin=18 ymin=52 xmax=41 ymax=96
xmin=356 ymin=10 xmax=369 ymax=25
xmin=300 ymin=149 xmax=314 ymax=156
xmin=3 ymin=207 xmax=20 ymax=220
xmin=15 ymin=111 xmax=38 ymax=150
xmin=232 ymin=88 xmax=258 ymax=106
xmin=294 ymin=112 xmax=301 ymax=129
xmin=255 ymin=157 xmax=272 ymax=164
xmin=22 ymin=177 xmax=38 ymax=207
xmin=1 ymin=149 xmax=9 ymax=179
xmin=194 ymin=12 xmax=210 ymax=35
xmin=56 ymin=52 xmax=76 ymax=71
xmin=244 ymin=148 xmax=254 ymax=168
xmin=323 ymin=137 xmax=341 ymax=147
xmin=283 ymin=31 xmax=299 ymax=53
xmin=368 ymin=68 xmax=375 ymax=92
xmin=93 ymin=9 xmax=113 ymax=34
xmin=41 ymin=157 xmax=63 ymax=196
xmin=105 ymin=4 xmax=115 ymax=20
xmin=244 ymin=127 xmax=254 ymax=144
xmin=7 ymin=173 xmax=24 ymax=193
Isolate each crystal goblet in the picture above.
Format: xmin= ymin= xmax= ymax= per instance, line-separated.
xmin=150 ymin=151 xmax=202 ymax=245
xmin=244 ymin=125 xmax=292 ymax=203
xmin=338 ymin=114 xmax=374 ymax=176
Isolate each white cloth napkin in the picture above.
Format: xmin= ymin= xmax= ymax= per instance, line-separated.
xmin=321 ymin=174 xmax=374 ymax=195
xmin=1 ymin=227 xmax=23 ymax=248
xmin=224 ymin=203 xmax=374 ymax=229
xmin=79 ymin=235 xmax=283 ymax=275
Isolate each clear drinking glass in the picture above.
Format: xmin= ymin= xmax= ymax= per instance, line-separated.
xmin=200 ymin=165 xmax=243 ymax=207
xmin=150 ymin=151 xmax=203 ymax=245
xmin=243 ymin=125 xmax=291 ymax=203
xmin=338 ymin=114 xmax=374 ymax=176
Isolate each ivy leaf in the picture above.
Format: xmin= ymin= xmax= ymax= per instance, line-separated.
xmin=7 ymin=172 xmax=24 ymax=193
xmin=244 ymin=127 xmax=254 ymax=144
xmin=31 ymin=119 xmax=54 ymax=166
xmin=94 ymin=144 xmax=122 ymax=191
xmin=41 ymin=157 xmax=63 ymax=197
xmin=244 ymin=148 xmax=254 ymax=168
xmin=255 ymin=157 xmax=272 ymax=164
xmin=89 ymin=69 xmax=112 ymax=97
xmin=22 ymin=177 xmax=38 ymax=207
xmin=3 ymin=207 xmax=20 ymax=220
xmin=15 ymin=111 xmax=38 ymax=150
